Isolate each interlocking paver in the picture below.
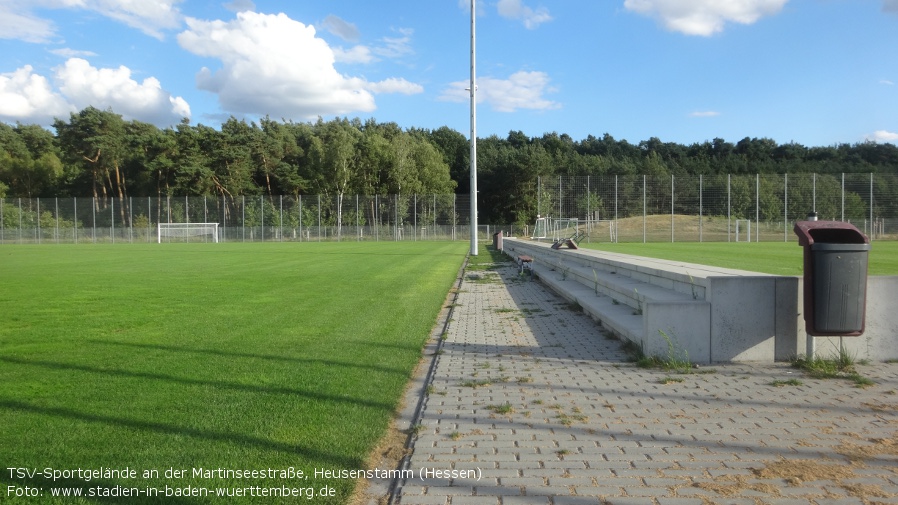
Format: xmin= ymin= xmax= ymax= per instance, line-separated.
xmin=393 ymin=260 xmax=898 ymax=504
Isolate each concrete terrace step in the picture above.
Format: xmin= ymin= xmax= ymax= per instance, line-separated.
xmin=536 ymin=269 xmax=645 ymax=343
xmin=501 ymin=237 xmax=801 ymax=363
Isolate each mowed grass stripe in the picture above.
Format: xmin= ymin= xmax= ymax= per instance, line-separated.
xmin=579 ymin=241 xmax=898 ymax=276
xmin=0 ymin=242 xmax=466 ymax=504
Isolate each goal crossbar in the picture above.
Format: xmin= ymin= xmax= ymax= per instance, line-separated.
xmin=157 ymin=223 xmax=219 ymax=243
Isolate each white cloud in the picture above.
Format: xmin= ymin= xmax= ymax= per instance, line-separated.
xmin=0 ymin=65 xmax=73 ymax=123
xmin=326 ymin=22 xmax=414 ymax=66
xmin=332 ymin=45 xmax=374 ymax=64
xmin=374 ymin=28 xmax=415 ymax=59
xmin=440 ymin=70 xmax=560 ymax=113
xmin=880 ymin=79 xmax=895 ymax=85
xmin=497 ymin=0 xmax=552 ymax=29
xmin=0 ymin=0 xmax=184 ymax=42
xmin=0 ymin=59 xmax=189 ymax=126
xmin=867 ymin=130 xmax=898 ymax=143
xmin=0 ymin=3 xmax=57 ymax=43
xmin=50 ymin=48 xmax=98 ymax=58
xmin=690 ymin=110 xmax=720 ymax=117
xmin=88 ymin=0 xmax=184 ymax=39
xmin=55 ymin=58 xmax=190 ymax=125
xmin=178 ymin=12 xmax=419 ymax=119
xmin=365 ymin=78 xmax=423 ymax=95
xmin=624 ymin=0 xmax=788 ymax=36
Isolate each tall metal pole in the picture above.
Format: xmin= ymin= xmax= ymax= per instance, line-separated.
xmin=469 ymin=0 xmax=478 ymax=255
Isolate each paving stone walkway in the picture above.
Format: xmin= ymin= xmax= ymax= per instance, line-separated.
xmin=394 ymin=259 xmax=898 ymax=505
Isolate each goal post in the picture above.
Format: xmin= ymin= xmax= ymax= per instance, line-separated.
xmin=734 ymin=219 xmax=751 ymax=242
xmin=157 ymin=223 xmax=219 ymax=243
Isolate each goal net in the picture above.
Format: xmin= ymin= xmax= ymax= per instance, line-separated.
xmin=157 ymin=223 xmax=219 ymax=243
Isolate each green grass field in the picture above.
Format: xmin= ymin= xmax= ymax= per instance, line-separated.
xmin=578 ymin=240 xmax=898 ymax=276
xmin=0 ymin=242 xmax=467 ymax=504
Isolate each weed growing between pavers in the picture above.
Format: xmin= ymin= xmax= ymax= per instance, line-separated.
xmin=623 ymin=329 xmax=697 ymax=374
xmin=485 ymin=403 xmax=515 ymax=415
xmin=770 ymin=378 xmax=804 ymax=387
xmin=790 ymin=350 xmax=875 ymax=387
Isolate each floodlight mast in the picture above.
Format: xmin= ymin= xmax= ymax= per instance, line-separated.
xmin=469 ymin=0 xmax=478 ymax=256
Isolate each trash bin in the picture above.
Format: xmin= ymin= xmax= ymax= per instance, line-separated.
xmin=493 ymin=230 xmax=503 ymax=251
xmin=794 ymin=220 xmax=870 ymax=336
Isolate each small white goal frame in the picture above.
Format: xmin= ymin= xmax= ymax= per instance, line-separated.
xmin=734 ymin=219 xmax=751 ymax=242
xmin=157 ymin=222 xmax=219 ymax=243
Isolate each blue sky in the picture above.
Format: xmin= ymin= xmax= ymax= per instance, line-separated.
xmin=1 ymin=0 xmax=896 ymax=147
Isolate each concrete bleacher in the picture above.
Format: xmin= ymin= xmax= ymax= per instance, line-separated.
xmin=502 ymin=237 xmax=801 ymax=364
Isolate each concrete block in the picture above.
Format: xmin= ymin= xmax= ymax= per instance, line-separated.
xmin=858 ymin=276 xmax=898 ymax=362
xmin=801 ymin=276 xmax=898 ymax=362
xmin=642 ymin=301 xmax=711 ymax=364
xmin=707 ymin=276 xmax=776 ymax=362
xmin=774 ymin=276 xmax=802 ymax=360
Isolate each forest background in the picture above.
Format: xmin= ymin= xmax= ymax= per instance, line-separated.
xmin=2 ymin=106 xmax=898 ymax=227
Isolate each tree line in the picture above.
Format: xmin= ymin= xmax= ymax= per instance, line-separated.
xmin=2 ymin=106 xmax=897 ymax=225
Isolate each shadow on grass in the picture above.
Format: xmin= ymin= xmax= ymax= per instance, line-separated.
xmin=89 ymin=339 xmax=407 ymax=375
xmin=0 ymin=356 xmax=393 ymax=411
xmin=0 ymin=398 xmax=360 ymax=468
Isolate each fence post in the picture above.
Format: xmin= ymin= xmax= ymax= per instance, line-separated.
xmin=699 ymin=174 xmax=703 ymax=242
xmin=813 ymin=172 xmax=817 ymax=212
xmin=614 ymin=175 xmax=618 ymax=243
xmin=755 ymin=174 xmax=759 ymax=242
xmin=642 ymin=175 xmax=646 ymax=244
xmin=671 ymin=174 xmax=675 ymax=243
xmin=870 ymin=172 xmax=872 ymax=240
xmin=537 ymin=176 xmax=542 ymax=218
xmin=453 ymin=194 xmax=456 ymax=241
xmin=784 ymin=174 xmax=788 ymax=242
xmin=841 ymin=173 xmax=845 ymax=222
xmin=727 ymin=174 xmax=733 ymax=242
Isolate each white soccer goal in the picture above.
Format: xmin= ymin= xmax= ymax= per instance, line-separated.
xmin=734 ymin=219 xmax=751 ymax=242
xmin=157 ymin=223 xmax=219 ymax=243
xmin=532 ymin=216 xmax=550 ymax=239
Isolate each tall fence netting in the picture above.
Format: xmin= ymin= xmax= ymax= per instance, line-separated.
xmin=535 ymin=173 xmax=896 ymax=242
xmin=0 ymin=194 xmax=479 ymax=244
xmin=2 ymin=173 xmax=896 ymax=244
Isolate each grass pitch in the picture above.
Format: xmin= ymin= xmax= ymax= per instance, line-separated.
xmin=0 ymin=242 xmax=466 ymax=504
xmin=579 ymin=240 xmax=898 ymax=276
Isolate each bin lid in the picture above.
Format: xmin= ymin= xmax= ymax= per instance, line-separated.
xmin=810 ymin=243 xmax=871 ymax=251
xmin=794 ymin=220 xmax=870 ymax=247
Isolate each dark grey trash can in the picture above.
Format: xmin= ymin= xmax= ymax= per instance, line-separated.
xmin=810 ymin=242 xmax=870 ymax=334
xmin=794 ymin=220 xmax=870 ymax=336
